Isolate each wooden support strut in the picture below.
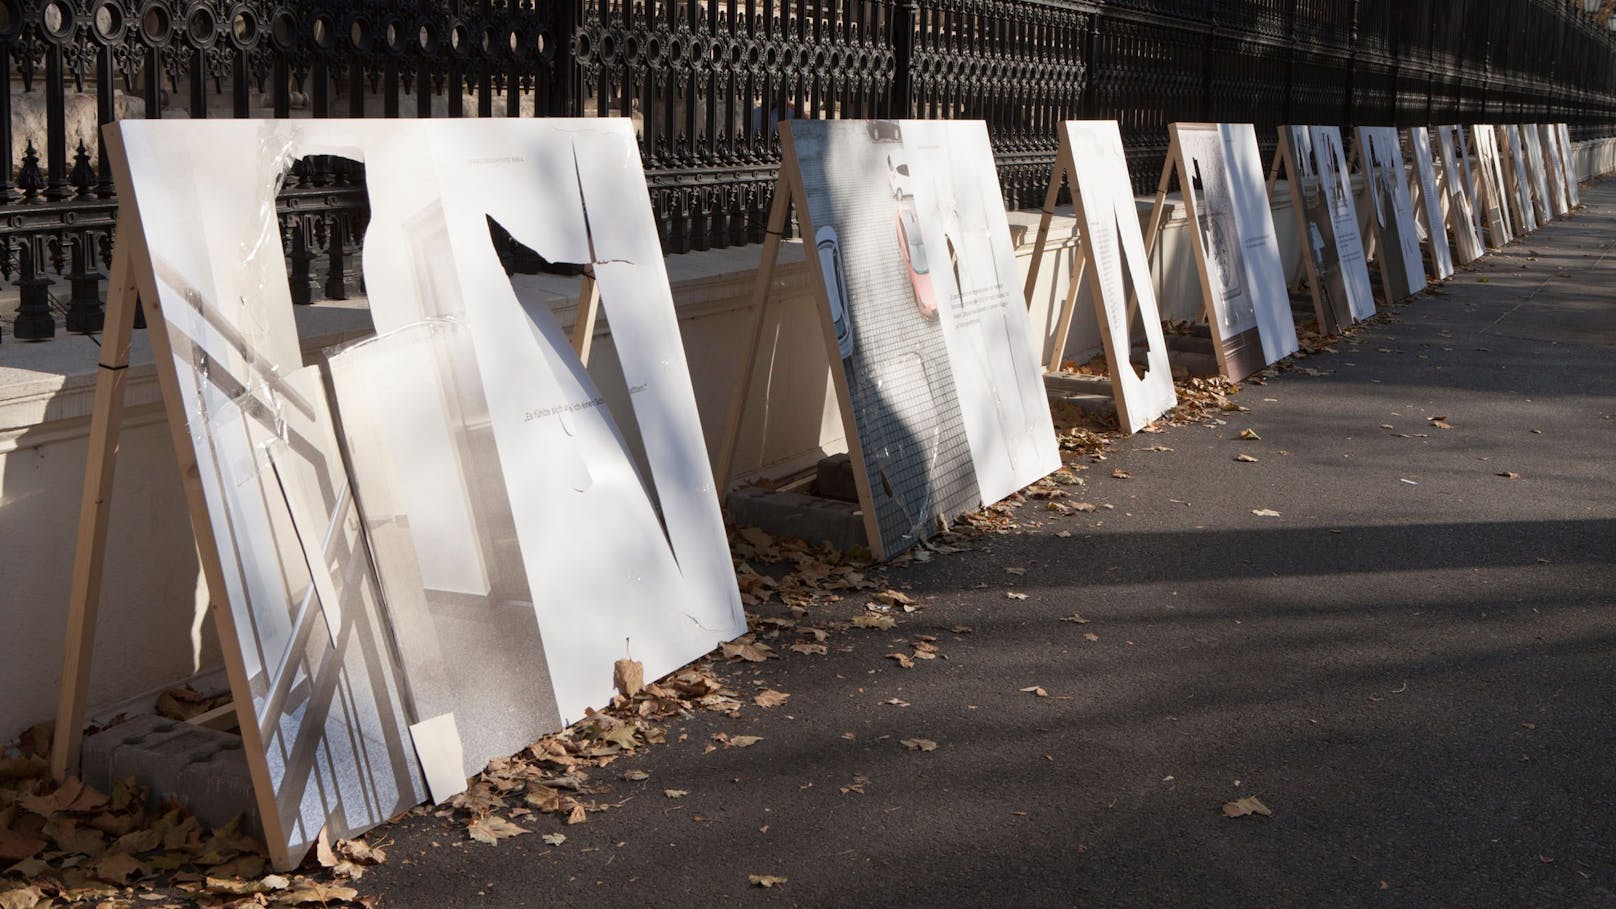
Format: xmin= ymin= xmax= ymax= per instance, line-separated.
xmin=51 ymin=212 xmax=140 ymax=784
xmin=713 ymin=172 xmax=791 ymax=495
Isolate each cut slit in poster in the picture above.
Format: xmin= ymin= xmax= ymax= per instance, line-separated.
xmin=1274 ymin=125 xmax=1376 ymax=334
xmin=1406 ymin=127 xmax=1456 ymax=280
xmin=1026 ymin=120 xmax=1177 ymax=434
xmin=737 ymin=119 xmax=1060 ymax=561
xmin=1355 ymin=126 xmax=1428 ymax=302
xmin=91 ymin=119 xmax=745 ymax=868
xmin=1162 ymin=122 xmax=1298 ymax=381
xmin=1435 ymin=125 xmax=1485 ymax=265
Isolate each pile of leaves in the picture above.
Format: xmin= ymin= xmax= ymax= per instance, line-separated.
xmin=0 ymin=741 xmax=382 ymax=907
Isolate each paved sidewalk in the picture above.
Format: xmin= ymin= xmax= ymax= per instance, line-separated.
xmin=366 ymin=184 xmax=1616 ymax=908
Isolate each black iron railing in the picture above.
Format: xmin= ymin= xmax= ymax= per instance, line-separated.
xmin=2 ymin=0 xmax=1614 ymax=342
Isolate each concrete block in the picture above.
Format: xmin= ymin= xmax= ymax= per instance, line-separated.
xmin=813 ymin=453 xmax=860 ymax=503
xmin=727 ymin=486 xmax=867 ymax=552
xmin=82 ymin=714 xmax=258 ymax=834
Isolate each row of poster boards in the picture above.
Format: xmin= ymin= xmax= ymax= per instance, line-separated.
xmin=53 ymin=117 xmax=1582 ymax=868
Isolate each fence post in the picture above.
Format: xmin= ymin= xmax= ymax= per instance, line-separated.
xmin=891 ymin=0 xmax=916 ymax=119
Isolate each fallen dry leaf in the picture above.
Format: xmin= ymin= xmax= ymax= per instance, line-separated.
xmin=0 ymin=886 xmax=43 ymax=909
xmin=466 ymin=815 xmax=528 ymax=845
xmin=1497 ymin=471 xmax=1521 ymax=479
xmin=614 ymin=658 xmax=645 ymax=697
xmin=1238 ymin=429 xmax=1261 ymax=440
xmin=1252 ymin=508 xmax=1281 ymax=517
xmin=275 ymin=882 xmax=360 ymax=905
xmin=1006 ymin=592 xmax=1029 ymax=601
xmin=1061 ymin=613 xmax=1089 ymax=624
xmin=901 ymin=738 xmax=938 ymax=752
xmin=1221 ymin=796 xmax=1272 ymax=818
xmin=541 ymin=833 xmax=566 ymax=846
xmin=1083 ymin=632 xmax=1100 ymax=642
xmin=749 ymin=874 xmax=788 ymax=888
xmin=753 ymin=689 xmax=790 ymax=708
xmin=720 ymin=639 xmax=774 ymax=663
xmin=1111 ymin=469 xmax=1133 ymax=480
xmin=663 ymin=789 xmax=688 ymax=799
xmin=725 ymin=735 xmax=763 ymax=748
xmin=1020 ymin=686 xmax=1049 ymax=698
xmin=1430 ymin=417 xmax=1455 ymax=430
xmin=851 ymin=613 xmax=897 ymax=630
xmin=788 ymin=642 xmax=828 ymax=656
xmin=887 ymin=652 xmax=915 ymax=669
xmin=1234 ymin=454 xmax=1259 ymax=463
xmin=622 ymin=769 xmax=650 ymax=782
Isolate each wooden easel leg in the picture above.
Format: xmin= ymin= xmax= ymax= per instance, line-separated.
xmin=713 ymin=174 xmax=791 ymax=494
xmin=52 ymin=220 xmax=140 ymax=783
xmin=1023 ymin=165 xmax=1064 ymax=304
xmin=1046 ymin=247 xmax=1088 ymax=374
xmin=570 ymin=270 xmax=601 ymax=365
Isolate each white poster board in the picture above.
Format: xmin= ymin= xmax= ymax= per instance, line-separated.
xmin=1274 ymin=124 xmax=1376 ymax=333
xmin=86 ymin=119 xmax=745 ymax=868
xmin=748 ymin=119 xmax=1058 ymax=560
xmin=1167 ymin=122 xmax=1298 ymax=379
xmin=1436 ymin=126 xmax=1485 ymax=265
xmin=1355 ymin=126 xmax=1427 ymax=301
xmin=1406 ymin=127 xmax=1455 ymax=280
xmin=1470 ymin=125 xmax=1514 ymax=248
xmin=1028 ymin=120 xmax=1177 ymax=433
xmin=1501 ymin=125 xmax=1539 ymax=234
xmin=1520 ymin=124 xmax=1554 ymax=224
xmin=1539 ymin=124 xmax=1571 ymax=217
xmin=1557 ymin=123 xmax=1581 ymax=208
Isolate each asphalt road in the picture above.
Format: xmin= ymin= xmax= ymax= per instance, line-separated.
xmin=364 ymin=183 xmax=1616 ymax=908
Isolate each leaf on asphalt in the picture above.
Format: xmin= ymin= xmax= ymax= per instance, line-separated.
xmin=1020 ymin=686 xmax=1049 ymax=698
xmin=275 ymin=883 xmax=360 ymax=905
xmin=1083 ymin=632 xmax=1101 ymax=642
xmin=788 ymin=642 xmax=828 ymax=656
xmin=1252 ymin=508 xmax=1281 ymax=517
xmin=749 ymin=874 xmax=788 ymax=888
xmin=466 ymin=815 xmax=528 ymax=845
xmin=873 ymin=590 xmax=918 ymax=608
xmin=567 ymin=803 xmax=588 ymax=825
xmin=1234 ymin=454 xmax=1259 ymax=463
xmin=883 ymin=698 xmax=910 ymax=708
xmin=1111 ymin=469 xmax=1133 ymax=480
xmin=1429 ymin=417 xmax=1455 ymax=430
xmin=1006 ymin=592 xmax=1029 ymax=601
xmin=887 ymin=652 xmax=915 ymax=669
xmin=852 ymin=613 xmax=897 ymax=630
xmin=715 ymin=734 xmax=763 ymax=748
xmin=901 ymin=738 xmax=938 ymax=752
xmin=315 ymin=828 xmax=338 ymax=869
xmin=1221 ymin=796 xmax=1273 ymax=818
xmin=622 ymin=770 xmax=650 ymax=782
xmin=950 ymin=625 xmax=974 ymax=634
xmin=663 ymin=790 xmax=688 ymax=799
xmin=753 ymin=689 xmax=791 ymax=708
xmin=1497 ymin=471 xmax=1521 ymax=479
xmin=1239 ymin=429 xmax=1261 ymax=440
xmin=541 ymin=833 xmax=566 ymax=846
xmin=720 ymin=639 xmax=774 ymax=663
xmin=1005 ymin=567 xmax=1027 ymax=575
xmin=1061 ymin=613 xmax=1090 ymax=624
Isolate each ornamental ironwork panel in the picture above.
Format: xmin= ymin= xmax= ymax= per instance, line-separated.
xmin=2 ymin=0 xmax=1615 ymax=343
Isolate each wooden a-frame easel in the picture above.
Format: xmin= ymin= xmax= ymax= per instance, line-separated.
xmin=1022 ymin=125 xmax=1176 ymax=434
xmin=712 ymin=128 xmax=892 ymax=560
xmin=50 ymin=145 xmax=604 ymax=869
xmin=1136 ymin=123 xmax=1267 ymax=383
xmin=1266 ymin=129 xmax=1351 ymax=336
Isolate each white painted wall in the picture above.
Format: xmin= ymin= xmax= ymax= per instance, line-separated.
xmin=2 ymin=138 xmax=1611 ymax=741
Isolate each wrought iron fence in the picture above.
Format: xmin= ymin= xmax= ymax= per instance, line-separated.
xmin=2 ymin=0 xmax=1614 ymax=342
